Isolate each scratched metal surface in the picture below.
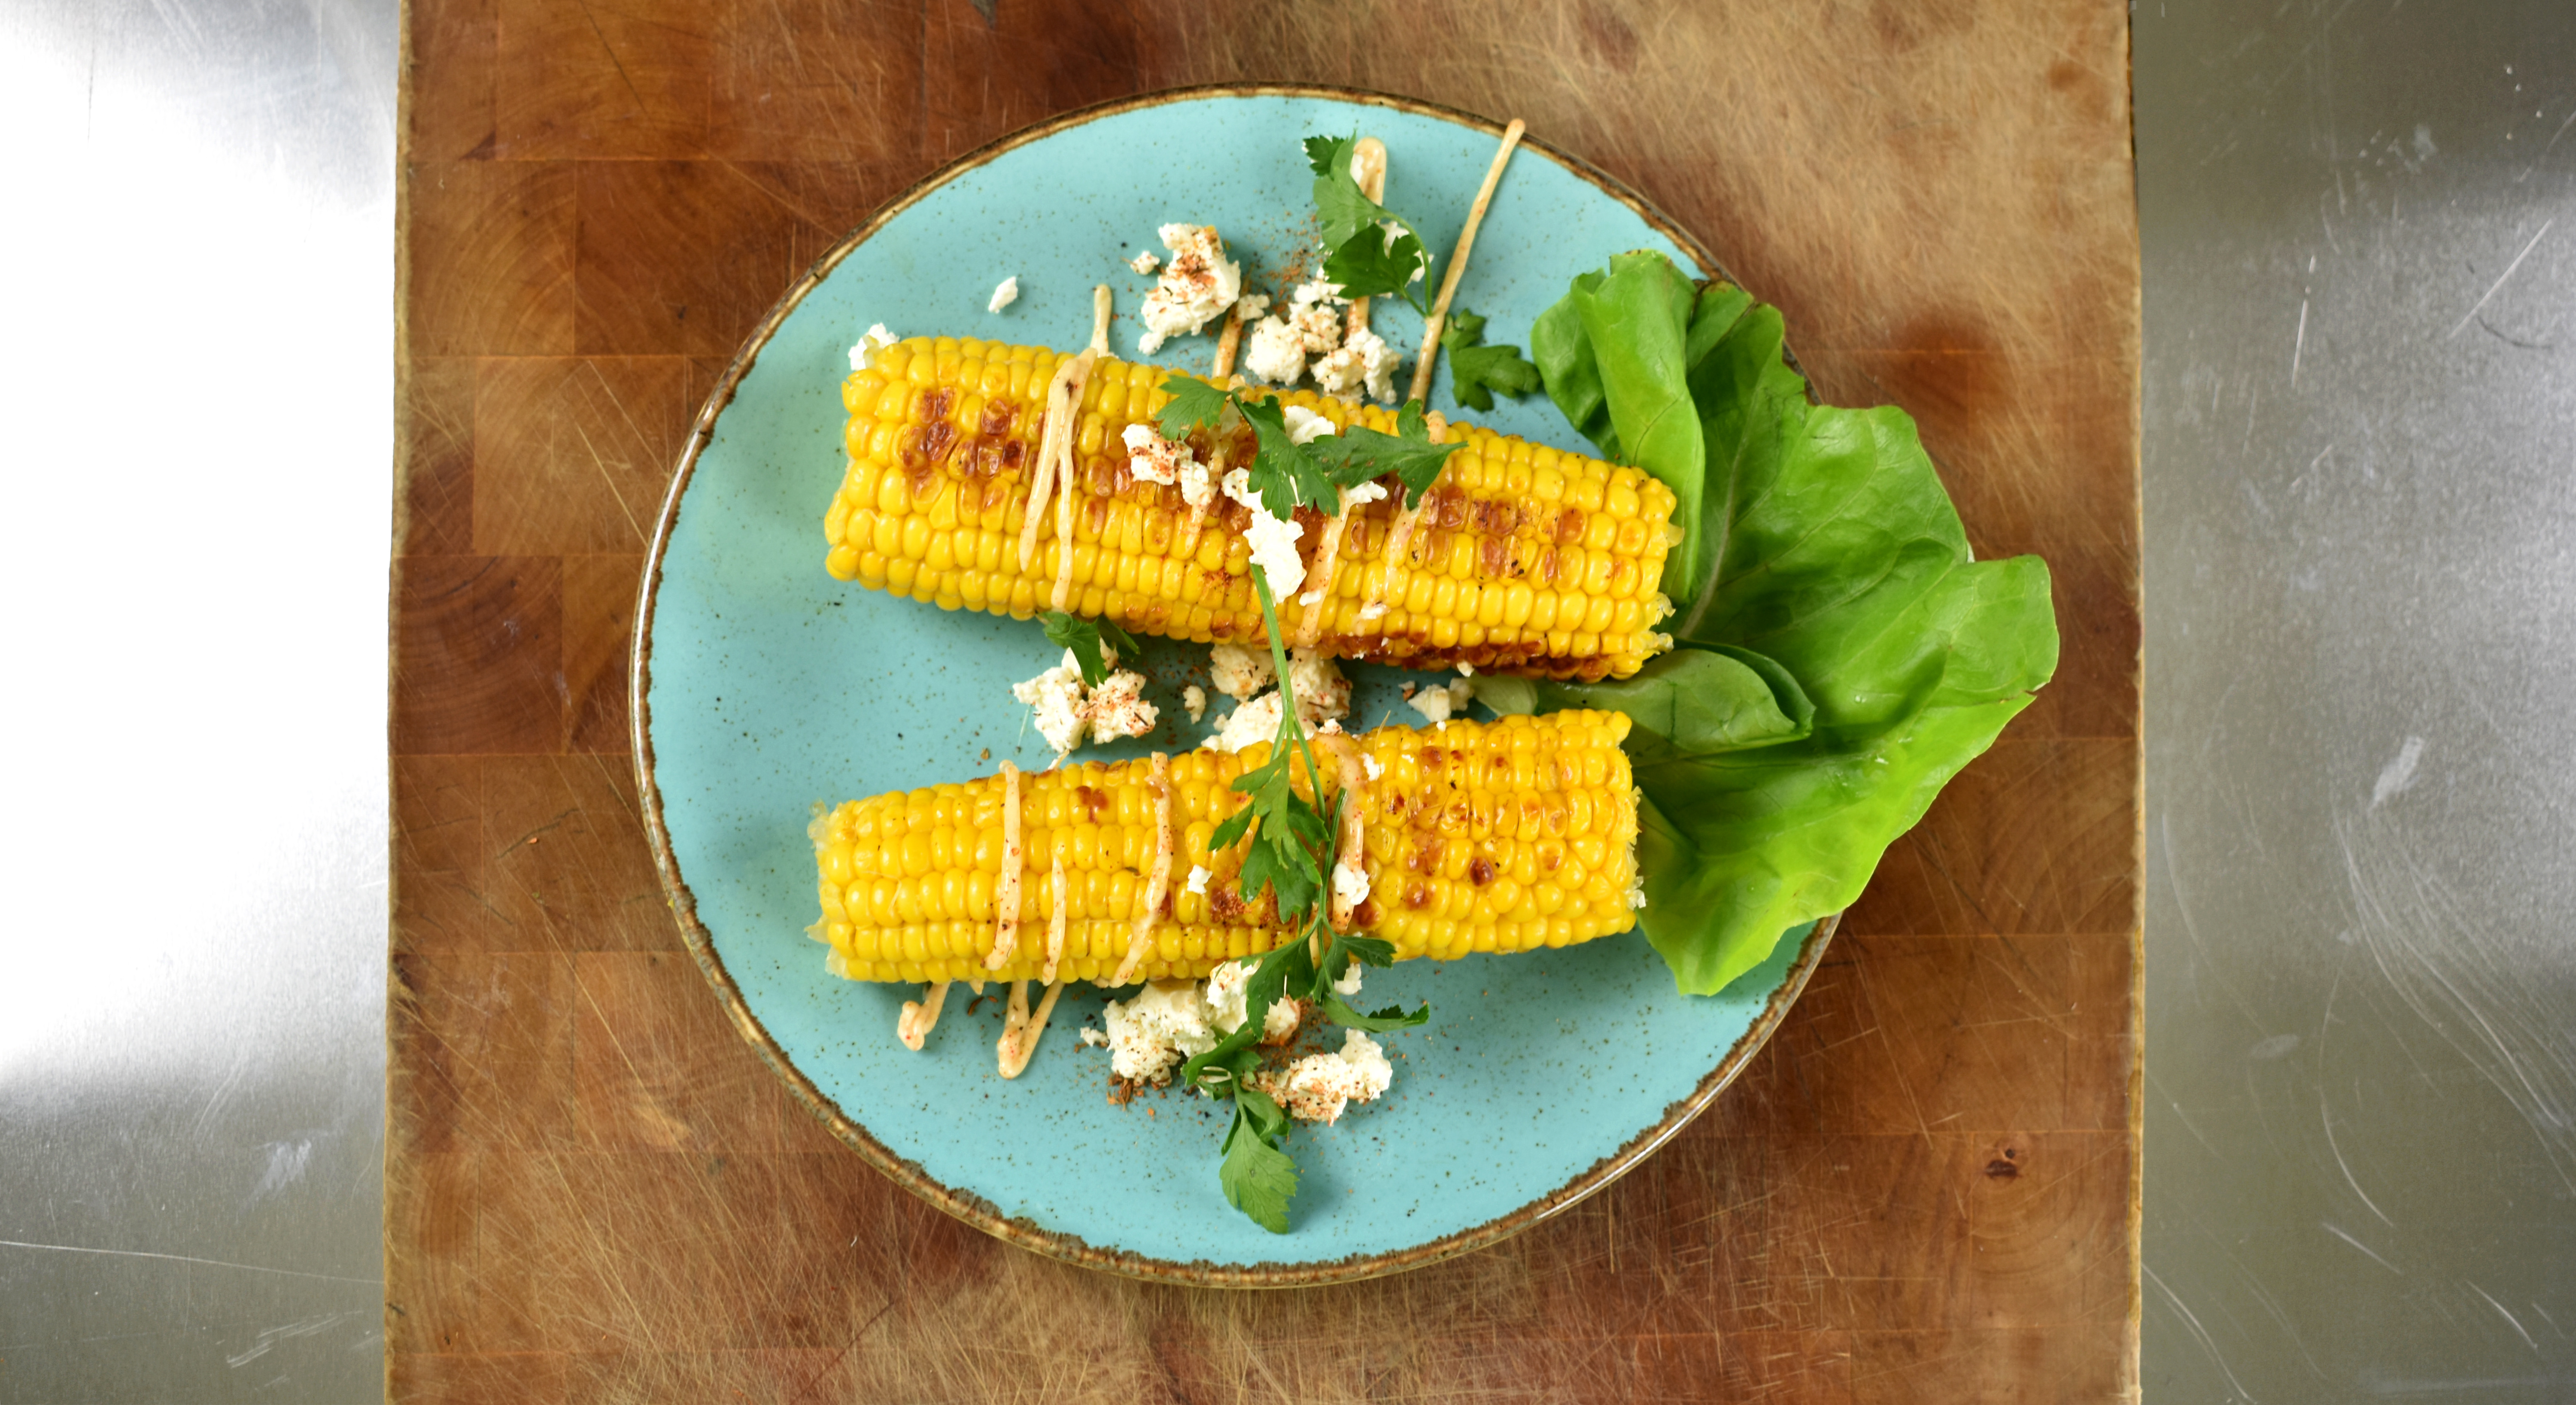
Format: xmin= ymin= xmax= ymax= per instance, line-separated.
xmin=0 ymin=0 xmax=395 ymax=1399
xmin=2139 ymin=1 xmax=2576 ymax=1400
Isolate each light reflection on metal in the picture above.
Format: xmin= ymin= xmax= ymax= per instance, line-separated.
xmin=0 ymin=0 xmax=394 ymax=1394
xmin=2142 ymin=0 xmax=2576 ymax=1398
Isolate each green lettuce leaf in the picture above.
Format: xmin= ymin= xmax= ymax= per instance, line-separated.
xmin=1502 ymin=254 xmax=2060 ymax=994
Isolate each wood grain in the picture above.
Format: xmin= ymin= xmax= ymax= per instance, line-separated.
xmin=390 ymin=0 xmax=2142 ymax=1399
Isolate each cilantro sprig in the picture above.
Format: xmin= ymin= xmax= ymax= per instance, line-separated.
xmin=1305 ymin=134 xmax=1434 ymax=309
xmin=1152 ymin=542 xmax=1428 ymax=1233
xmin=1155 ymin=376 xmax=1461 ymax=515
xmin=1438 ymin=308 xmax=1541 ymax=412
xmin=1039 ymin=611 xmax=1139 ymax=688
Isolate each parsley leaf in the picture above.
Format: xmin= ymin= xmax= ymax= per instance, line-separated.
xmin=1218 ymin=1088 xmax=1299 ymax=1233
xmin=1318 ymin=992 xmax=1431 ymax=1032
xmin=1439 ymin=307 xmax=1541 ymax=412
xmin=1308 ymin=400 xmax=1461 ymax=509
xmin=1155 ymin=375 xmax=1233 ymax=439
xmin=1233 ymin=393 xmax=1338 ymax=518
xmin=1039 ymin=612 xmax=1139 ymax=688
xmin=1307 ymin=131 xmax=1433 ymax=311
xmin=1323 ymin=225 xmax=1431 ymax=305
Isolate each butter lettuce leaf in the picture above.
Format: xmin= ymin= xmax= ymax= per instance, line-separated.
xmin=1501 ymin=254 xmax=2060 ymax=994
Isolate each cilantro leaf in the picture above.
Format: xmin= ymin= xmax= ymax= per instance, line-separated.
xmin=1440 ymin=307 xmax=1540 ymax=412
xmin=1219 ymin=1090 xmax=1299 ymax=1233
xmin=1306 ymin=133 xmax=1376 ymax=249
xmin=1233 ymin=393 xmax=1337 ymax=518
xmin=1038 ymin=612 xmax=1138 ymax=687
xmin=1311 ymin=403 xmax=1461 ymax=508
xmin=1322 ymin=225 xmax=1431 ymax=307
xmin=1318 ymin=991 xmax=1430 ymax=1032
xmin=1440 ymin=307 xmax=1541 ymax=412
xmin=1155 ymin=375 xmax=1233 ymax=439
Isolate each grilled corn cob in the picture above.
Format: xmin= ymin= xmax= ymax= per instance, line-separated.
xmin=808 ymin=710 xmax=1642 ymax=986
xmin=825 ymin=337 xmax=1679 ymax=682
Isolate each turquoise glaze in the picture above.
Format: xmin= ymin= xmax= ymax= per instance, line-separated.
xmin=642 ymin=91 xmax=1818 ymax=1273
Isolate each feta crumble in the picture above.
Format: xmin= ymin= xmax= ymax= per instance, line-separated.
xmin=1182 ymin=684 xmax=1207 ymax=723
xmin=1211 ymin=691 xmax=1283 ymax=753
xmin=1098 ymin=981 xmax=1217 ymax=1084
xmin=1136 ymin=224 xmax=1242 ymax=355
xmin=1184 ymin=864 xmax=1212 ymax=896
xmin=1234 ymin=292 xmax=1272 ymax=321
xmin=1242 ymin=314 xmax=1309 ymax=386
xmin=1241 ymin=505 xmax=1307 ymax=598
xmin=1206 ymin=958 xmax=1302 ymax=1044
xmin=1333 ymin=960 xmax=1365 ymax=996
xmin=1311 ymin=325 xmax=1398 ymax=404
xmin=1331 ymin=853 xmax=1371 ymax=910
xmin=1361 ymin=752 xmax=1384 ymax=781
xmin=848 ymin=323 xmax=898 ymax=371
xmin=1287 ymin=649 xmax=1351 ymax=728
xmin=1406 ymin=676 xmax=1477 ymax=725
xmin=1341 ymin=480 xmax=1388 ymax=510
xmin=1122 ymin=422 xmax=1194 ymax=486
xmin=1177 ymin=460 xmax=1215 ymax=509
xmin=1255 ymin=1029 xmax=1395 ymax=1125
xmin=1209 ymin=642 xmax=1275 ymax=700
xmin=1011 ymin=649 xmax=1160 ymax=756
xmin=987 ymin=276 xmax=1020 ymax=313
xmin=1129 ymin=250 xmax=1161 ymax=275
xmin=1281 ymin=404 xmax=1338 ymax=445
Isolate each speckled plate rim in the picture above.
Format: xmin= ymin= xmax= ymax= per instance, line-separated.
xmin=629 ymin=82 xmax=1840 ymax=1289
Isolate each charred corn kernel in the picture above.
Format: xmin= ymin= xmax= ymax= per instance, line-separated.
xmin=825 ymin=337 xmax=1675 ymax=681
xmin=809 ymin=711 xmax=1641 ymax=984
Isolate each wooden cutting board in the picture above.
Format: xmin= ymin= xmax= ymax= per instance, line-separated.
xmin=389 ymin=1 xmax=2141 ymax=1399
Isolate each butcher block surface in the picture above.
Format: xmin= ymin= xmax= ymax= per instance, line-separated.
xmin=389 ymin=2 xmax=2141 ymax=1400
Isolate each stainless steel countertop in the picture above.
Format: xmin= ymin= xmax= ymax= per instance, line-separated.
xmin=2140 ymin=0 xmax=2576 ymax=1399
xmin=5 ymin=0 xmax=2573 ymax=1397
xmin=0 ymin=0 xmax=395 ymax=1397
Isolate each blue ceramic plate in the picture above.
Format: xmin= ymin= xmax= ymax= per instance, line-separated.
xmin=633 ymin=86 xmax=1835 ymax=1286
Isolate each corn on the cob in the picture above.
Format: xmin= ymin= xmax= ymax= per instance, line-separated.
xmin=824 ymin=337 xmax=1679 ymax=682
xmin=808 ymin=710 xmax=1642 ymax=986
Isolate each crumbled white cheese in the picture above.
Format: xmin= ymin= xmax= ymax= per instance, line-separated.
xmin=1242 ymin=314 xmax=1309 ymax=386
xmin=1290 ymin=276 xmax=1345 ymax=313
xmin=1098 ymin=981 xmax=1217 ymax=1084
xmin=1078 ymin=1026 xmax=1109 ymax=1047
xmin=1129 ymin=250 xmax=1161 ymax=275
xmin=1406 ymin=676 xmax=1476 ymax=725
xmin=1136 ymin=224 xmax=1242 ymax=354
xmin=1287 ymin=649 xmax=1351 ymax=728
xmin=1084 ymin=668 xmax=1158 ymax=746
xmin=848 ymin=323 xmax=898 ymax=371
xmin=1242 ymin=507 xmax=1307 ymax=598
xmin=1312 ymin=326 xmax=1398 ymax=404
xmin=1209 ymin=642 xmax=1275 ymax=701
xmin=1122 ymin=422 xmax=1194 ymax=486
xmin=1332 ymin=960 xmax=1365 ymax=997
xmin=1212 ymin=691 xmax=1284 ymax=753
xmin=1177 ymin=460 xmax=1214 ymax=509
xmin=1282 ymin=404 xmax=1338 ymax=445
xmin=1206 ymin=959 xmax=1302 ymax=1043
xmin=1013 ymin=650 xmax=1091 ymax=754
xmin=1257 ymin=1029 xmax=1395 ymax=1125
xmin=1361 ymin=753 xmax=1384 ymax=781
xmin=987 ymin=276 xmax=1020 ymax=313
xmin=1184 ymin=864 xmax=1212 ymax=896
xmin=1234 ymin=292 xmax=1272 ymax=321
xmin=1012 ymin=648 xmax=1160 ymax=756
xmin=1182 ymin=684 xmax=1207 ymax=723
xmin=1457 ymin=661 xmax=1475 ymax=676
xmin=1331 ymin=853 xmax=1371 ymax=910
